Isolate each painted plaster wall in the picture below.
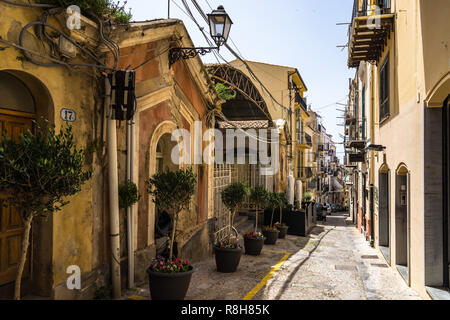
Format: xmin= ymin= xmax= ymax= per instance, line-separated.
xmin=0 ymin=5 xmax=107 ymax=298
xmin=367 ymin=0 xmax=441 ymax=299
xmin=112 ymin=28 xmax=216 ymax=270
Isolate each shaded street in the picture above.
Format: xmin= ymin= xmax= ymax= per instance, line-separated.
xmin=127 ymin=211 xmax=421 ymax=300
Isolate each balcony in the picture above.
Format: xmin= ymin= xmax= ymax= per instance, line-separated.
xmin=300 ymin=167 xmax=314 ymax=180
xmin=299 ymin=133 xmax=313 ymax=149
xmin=345 ymin=119 xmax=367 ymax=150
xmin=348 ymin=0 xmax=394 ymax=68
xmin=295 ymin=91 xmax=308 ymax=111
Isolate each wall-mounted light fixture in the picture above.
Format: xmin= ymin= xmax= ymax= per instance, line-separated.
xmin=169 ymin=5 xmax=233 ymax=67
xmin=365 ymin=144 xmax=386 ymax=152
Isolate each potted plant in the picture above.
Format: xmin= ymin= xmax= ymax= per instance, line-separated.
xmin=244 ymin=186 xmax=268 ymax=255
xmin=262 ymin=192 xmax=280 ymax=245
xmin=0 ymin=122 xmax=92 ymax=300
xmin=274 ymin=192 xmax=289 ymax=239
xmin=146 ymin=167 xmax=197 ymax=300
xmin=302 ymin=192 xmax=313 ymax=208
xmin=215 ymin=182 xmax=248 ymax=273
xmin=119 ymin=180 xmax=141 ymax=210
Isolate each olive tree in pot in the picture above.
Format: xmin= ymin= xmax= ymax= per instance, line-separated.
xmin=0 ymin=122 xmax=92 ymax=300
xmin=262 ymin=192 xmax=280 ymax=245
xmin=244 ymin=186 xmax=268 ymax=256
xmin=215 ymin=182 xmax=248 ymax=273
xmin=274 ymin=192 xmax=289 ymax=239
xmin=146 ymin=167 xmax=197 ymax=300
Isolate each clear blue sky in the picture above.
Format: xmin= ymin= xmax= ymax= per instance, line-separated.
xmin=126 ymin=0 xmax=355 ymax=159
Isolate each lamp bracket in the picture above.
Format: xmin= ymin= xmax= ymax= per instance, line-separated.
xmin=169 ymin=47 xmax=218 ymax=67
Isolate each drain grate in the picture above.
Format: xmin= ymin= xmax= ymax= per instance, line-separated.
xmin=335 ymin=265 xmax=357 ymax=271
xmin=361 ymin=255 xmax=379 ymax=260
xmin=371 ymin=263 xmax=389 ymax=268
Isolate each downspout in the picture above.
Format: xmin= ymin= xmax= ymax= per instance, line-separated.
xmin=126 ymin=119 xmax=135 ymax=289
xmin=370 ymin=64 xmax=375 ymax=246
xmin=105 ymin=77 xmax=121 ymax=299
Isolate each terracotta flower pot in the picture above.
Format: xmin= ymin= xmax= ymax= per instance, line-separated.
xmin=262 ymin=229 xmax=280 ymax=245
xmin=147 ymin=266 xmax=194 ymax=300
xmin=214 ymin=246 xmax=242 ymax=273
xmin=244 ymin=236 xmax=266 ymax=256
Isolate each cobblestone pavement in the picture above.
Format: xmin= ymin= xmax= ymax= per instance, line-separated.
xmin=127 ymin=211 xmax=422 ymax=300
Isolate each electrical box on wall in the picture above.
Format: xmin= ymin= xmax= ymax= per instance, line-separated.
xmin=108 ymin=70 xmax=136 ymax=121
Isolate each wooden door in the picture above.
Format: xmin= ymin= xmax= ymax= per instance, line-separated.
xmin=0 ymin=110 xmax=34 ymax=286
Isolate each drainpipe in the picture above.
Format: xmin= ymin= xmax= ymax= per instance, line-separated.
xmin=370 ymin=64 xmax=375 ymax=246
xmin=126 ymin=119 xmax=135 ymax=289
xmin=105 ymin=77 xmax=121 ymax=299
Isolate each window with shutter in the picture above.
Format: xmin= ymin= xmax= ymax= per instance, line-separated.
xmin=380 ymin=56 xmax=390 ymax=122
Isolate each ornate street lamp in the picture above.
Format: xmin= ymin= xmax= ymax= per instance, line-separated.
xmin=207 ymin=5 xmax=233 ymax=47
xmin=169 ymin=5 xmax=233 ymax=67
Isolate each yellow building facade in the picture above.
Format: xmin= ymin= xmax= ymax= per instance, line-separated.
xmin=346 ymin=0 xmax=450 ymax=299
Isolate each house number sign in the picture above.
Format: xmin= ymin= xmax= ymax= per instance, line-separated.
xmin=60 ymin=108 xmax=77 ymax=122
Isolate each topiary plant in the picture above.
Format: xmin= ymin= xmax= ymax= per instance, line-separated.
xmin=0 ymin=121 xmax=93 ymax=300
xmin=147 ymin=167 xmax=197 ymax=261
xmin=118 ymin=180 xmax=141 ymax=209
xmin=249 ymin=186 xmax=269 ymax=234
xmin=303 ymin=192 xmax=313 ymax=202
xmin=220 ymin=182 xmax=249 ymax=245
xmin=266 ymin=192 xmax=280 ymax=228
xmin=277 ymin=192 xmax=288 ymax=226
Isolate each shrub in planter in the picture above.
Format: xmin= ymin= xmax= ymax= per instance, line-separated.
xmin=243 ymin=232 xmax=266 ymax=256
xmin=146 ymin=167 xmax=197 ymax=300
xmin=262 ymin=192 xmax=280 ymax=245
xmin=146 ymin=256 xmax=194 ymax=300
xmin=262 ymin=225 xmax=279 ymax=245
xmin=275 ymin=192 xmax=289 ymax=239
xmin=244 ymin=186 xmax=269 ymax=256
xmin=249 ymin=186 xmax=269 ymax=234
xmin=215 ymin=182 xmax=248 ymax=273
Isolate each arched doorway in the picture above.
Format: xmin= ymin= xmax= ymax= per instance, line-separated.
xmin=0 ymin=71 xmax=35 ymax=290
xmin=0 ymin=70 xmax=53 ymax=297
xmin=395 ymin=164 xmax=410 ymax=284
xmin=378 ymin=164 xmax=390 ymax=264
xmin=148 ymin=123 xmax=179 ymax=257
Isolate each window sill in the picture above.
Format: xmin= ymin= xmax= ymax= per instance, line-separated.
xmin=379 ymin=114 xmax=390 ymax=126
xmin=426 ymin=286 xmax=450 ymax=300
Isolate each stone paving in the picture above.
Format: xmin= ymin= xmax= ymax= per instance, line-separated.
xmin=127 ymin=211 xmax=422 ymax=300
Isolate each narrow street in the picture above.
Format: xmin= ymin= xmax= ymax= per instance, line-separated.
xmin=127 ymin=212 xmax=421 ymax=301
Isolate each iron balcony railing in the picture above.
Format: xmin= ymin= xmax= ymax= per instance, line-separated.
xmin=346 ymin=119 xmax=367 ymax=142
xmin=352 ymin=0 xmax=391 ymax=22
xmin=295 ymin=91 xmax=308 ymax=110
xmin=349 ymin=0 xmax=392 ymax=55
xmin=305 ymin=134 xmax=313 ymax=147
xmin=300 ymin=167 xmax=314 ymax=180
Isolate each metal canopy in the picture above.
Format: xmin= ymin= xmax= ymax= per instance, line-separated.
xmin=348 ymin=14 xmax=395 ymax=68
xmin=207 ymin=64 xmax=272 ymax=121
